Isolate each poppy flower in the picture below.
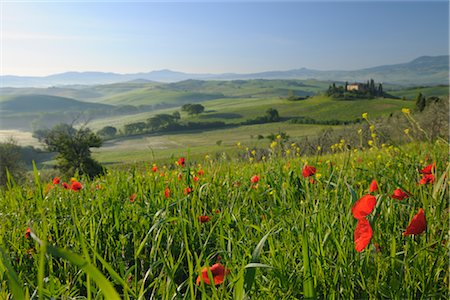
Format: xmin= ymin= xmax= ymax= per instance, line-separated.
xmin=302 ymin=165 xmax=316 ymax=178
xmin=184 ymin=187 xmax=192 ymax=195
xmin=152 ymin=166 xmax=158 ymax=172
xmin=403 ymin=208 xmax=426 ymax=236
xmin=71 ymin=181 xmax=82 ymax=191
xmin=164 ymin=187 xmax=170 ymax=198
xmin=198 ymin=169 xmax=205 ymax=176
xmin=354 ymin=218 xmax=373 ymax=252
xmin=177 ymin=173 xmax=183 ymax=180
xmin=196 ymin=263 xmax=230 ymax=286
xmin=178 ymin=157 xmax=186 ymax=167
xmin=53 ymin=177 xmax=60 ymax=185
xmin=391 ymin=188 xmax=409 ymax=200
xmin=419 ymin=174 xmax=435 ymax=185
xmin=62 ymin=182 xmax=70 ymax=190
xmin=198 ymin=215 xmax=211 ymax=223
xmin=419 ymin=163 xmax=435 ymax=175
xmin=352 ymin=194 xmax=377 ymax=219
xmin=193 ymin=176 xmax=199 ymax=182
xmin=129 ymin=194 xmax=137 ymax=202
xmin=250 ymin=175 xmax=259 ymax=184
xmin=25 ymin=227 xmax=31 ymax=239
xmin=369 ymin=180 xmax=378 ymax=193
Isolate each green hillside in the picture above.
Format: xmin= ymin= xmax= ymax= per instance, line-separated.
xmin=388 ymin=85 xmax=449 ymax=100
xmin=0 ymin=94 xmax=113 ymax=113
xmin=0 ymin=94 xmax=116 ymax=131
xmin=93 ymin=79 xmax=326 ymax=106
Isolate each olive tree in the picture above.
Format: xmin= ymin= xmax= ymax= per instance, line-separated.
xmin=34 ymin=123 xmax=104 ymax=178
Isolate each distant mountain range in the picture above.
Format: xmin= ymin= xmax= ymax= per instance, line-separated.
xmin=1 ymin=55 xmax=448 ymax=87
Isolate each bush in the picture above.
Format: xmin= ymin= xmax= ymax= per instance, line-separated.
xmin=0 ymin=137 xmax=26 ymax=186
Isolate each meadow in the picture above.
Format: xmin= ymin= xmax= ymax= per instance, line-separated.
xmin=0 ymin=112 xmax=448 ymax=298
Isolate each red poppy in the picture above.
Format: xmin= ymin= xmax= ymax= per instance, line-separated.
xmin=198 ymin=169 xmax=205 ymax=176
xmin=164 ymin=187 xmax=170 ymax=198
xmin=152 ymin=166 xmax=158 ymax=172
xmin=71 ymin=181 xmax=82 ymax=192
xmin=178 ymin=157 xmax=186 ymax=167
xmin=419 ymin=163 xmax=435 ymax=175
xmin=351 ymin=194 xmax=377 ymax=219
xmin=391 ymin=188 xmax=409 ymax=200
xmin=25 ymin=227 xmax=31 ymax=239
xmin=250 ymin=175 xmax=259 ymax=184
xmin=129 ymin=194 xmax=137 ymax=202
xmin=198 ymin=215 xmax=211 ymax=223
xmin=184 ymin=187 xmax=192 ymax=195
xmin=193 ymin=176 xmax=199 ymax=182
xmin=62 ymin=182 xmax=70 ymax=190
xmin=302 ymin=165 xmax=316 ymax=178
xmin=178 ymin=173 xmax=183 ymax=181
xmin=369 ymin=180 xmax=378 ymax=193
xmin=196 ymin=263 xmax=230 ymax=286
xmin=53 ymin=177 xmax=60 ymax=185
xmin=419 ymin=174 xmax=435 ymax=185
xmin=403 ymin=208 xmax=426 ymax=236
xmin=354 ymin=218 xmax=373 ymax=252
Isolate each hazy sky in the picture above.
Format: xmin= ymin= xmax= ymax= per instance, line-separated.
xmin=1 ymin=1 xmax=448 ymax=76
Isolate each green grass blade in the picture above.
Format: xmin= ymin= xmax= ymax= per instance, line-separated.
xmin=0 ymin=247 xmax=26 ymax=299
xmin=90 ymin=244 xmax=135 ymax=298
xmin=44 ymin=244 xmax=121 ymax=300
xmin=244 ymin=229 xmax=273 ymax=294
xmin=302 ymin=231 xmax=316 ymax=299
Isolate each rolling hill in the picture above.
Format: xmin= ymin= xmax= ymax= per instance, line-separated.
xmin=0 ymin=94 xmax=116 ymax=131
xmin=0 ymin=94 xmax=113 ymax=113
xmin=1 ymin=55 xmax=448 ymax=87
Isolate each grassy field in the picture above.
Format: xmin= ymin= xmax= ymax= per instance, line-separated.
xmin=84 ymin=94 xmax=416 ymax=164
xmin=388 ymin=85 xmax=449 ymax=100
xmin=0 ymin=133 xmax=448 ymax=298
xmin=92 ymin=123 xmax=331 ymax=164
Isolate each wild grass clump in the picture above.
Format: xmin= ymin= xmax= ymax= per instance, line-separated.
xmin=0 ymin=109 xmax=448 ymax=299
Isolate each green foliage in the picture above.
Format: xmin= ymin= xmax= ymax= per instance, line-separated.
xmin=97 ymin=126 xmax=117 ymax=138
xmin=265 ymin=108 xmax=280 ymax=122
xmin=415 ymin=92 xmax=426 ymax=112
xmin=34 ymin=124 xmax=104 ymax=178
xmin=182 ymin=103 xmax=205 ymax=115
xmin=0 ymin=137 xmax=26 ymax=186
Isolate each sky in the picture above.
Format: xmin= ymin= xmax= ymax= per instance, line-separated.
xmin=1 ymin=1 xmax=449 ymax=76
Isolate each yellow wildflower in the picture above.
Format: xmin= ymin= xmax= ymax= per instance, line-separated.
xmin=402 ymin=108 xmax=410 ymax=114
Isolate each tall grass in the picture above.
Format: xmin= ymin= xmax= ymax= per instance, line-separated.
xmin=0 ymin=129 xmax=448 ymax=298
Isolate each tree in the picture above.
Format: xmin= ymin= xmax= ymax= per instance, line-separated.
xmin=378 ymin=83 xmax=383 ymax=96
xmin=147 ymin=114 xmax=178 ymax=131
xmin=0 ymin=137 xmax=25 ymax=186
xmin=415 ymin=92 xmax=427 ymax=112
xmin=124 ymin=122 xmax=147 ymax=135
xmin=265 ymin=108 xmax=280 ymax=122
xmin=97 ymin=126 xmax=117 ymax=138
xmin=182 ymin=104 xmax=205 ymax=115
xmin=172 ymin=111 xmax=181 ymax=122
xmin=34 ymin=124 xmax=104 ymax=178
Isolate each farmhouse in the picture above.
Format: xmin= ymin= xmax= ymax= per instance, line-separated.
xmin=346 ymin=82 xmax=368 ymax=92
